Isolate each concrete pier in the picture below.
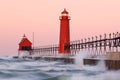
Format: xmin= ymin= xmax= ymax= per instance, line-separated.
xmin=26 ymin=56 xmax=74 ymax=63
xmin=84 ymin=59 xmax=120 ymax=70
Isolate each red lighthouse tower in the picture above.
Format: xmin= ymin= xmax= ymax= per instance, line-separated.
xmin=59 ymin=9 xmax=70 ymax=54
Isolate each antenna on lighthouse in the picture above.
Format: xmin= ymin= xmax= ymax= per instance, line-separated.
xmin=32 ymin=32 xmax=34 ymax=50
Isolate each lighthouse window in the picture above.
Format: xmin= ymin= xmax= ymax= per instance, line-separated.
xmin=21 ymin=46 xmax=31 ymax=51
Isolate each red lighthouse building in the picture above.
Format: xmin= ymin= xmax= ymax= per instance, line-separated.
xmin=18 ymin=34 xmax=32 ymax=57
xmin=59 ymin=9 xmax=70 ymax=54
xmin=19 ymin=34 xmax=32 ymax=51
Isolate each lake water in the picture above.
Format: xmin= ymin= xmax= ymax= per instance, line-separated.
xmin=0 ymin=56 xmax=119 ymax=80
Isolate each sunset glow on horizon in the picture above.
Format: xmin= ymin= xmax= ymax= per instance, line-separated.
xmin=0 ymin=0 xmax=120 ymax=56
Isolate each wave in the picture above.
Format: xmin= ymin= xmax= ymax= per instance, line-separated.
xmin=0 ymin=55 xmax=119 ymax=80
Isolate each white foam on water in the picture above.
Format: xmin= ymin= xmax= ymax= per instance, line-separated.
xmin=74 ymin=50 xmax=107 ymax=71
xmin=0 ymin=56 xmax=13 ymax=60
xmin=18 ymin=51 xmax=30 ymax=58
xmin=63 ymin=70 xmax=120 ymax=80
xmin=83 ymin=60 xmax=107 ymax=71
xmin=0 ymin=79 xmax=24 ymax=80
xmin=75 ymin=50 xmax=90 ymax=68
xmin=0 ymin=64 xmax=9 ymax=69
xmin=58 ymin=50 xmax=120 ymax=80
xmin=0 ymin=51 xmax=119 ymax=80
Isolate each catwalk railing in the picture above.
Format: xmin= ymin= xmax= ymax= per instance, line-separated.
xmin=32 ymin=32 xmax=120 ymax=57
xmin=32 ymin=45 xmax=59 ymax=57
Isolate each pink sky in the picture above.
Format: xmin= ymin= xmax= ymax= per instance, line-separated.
xmin=0 ymin=0 xmax=120 ymax=56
